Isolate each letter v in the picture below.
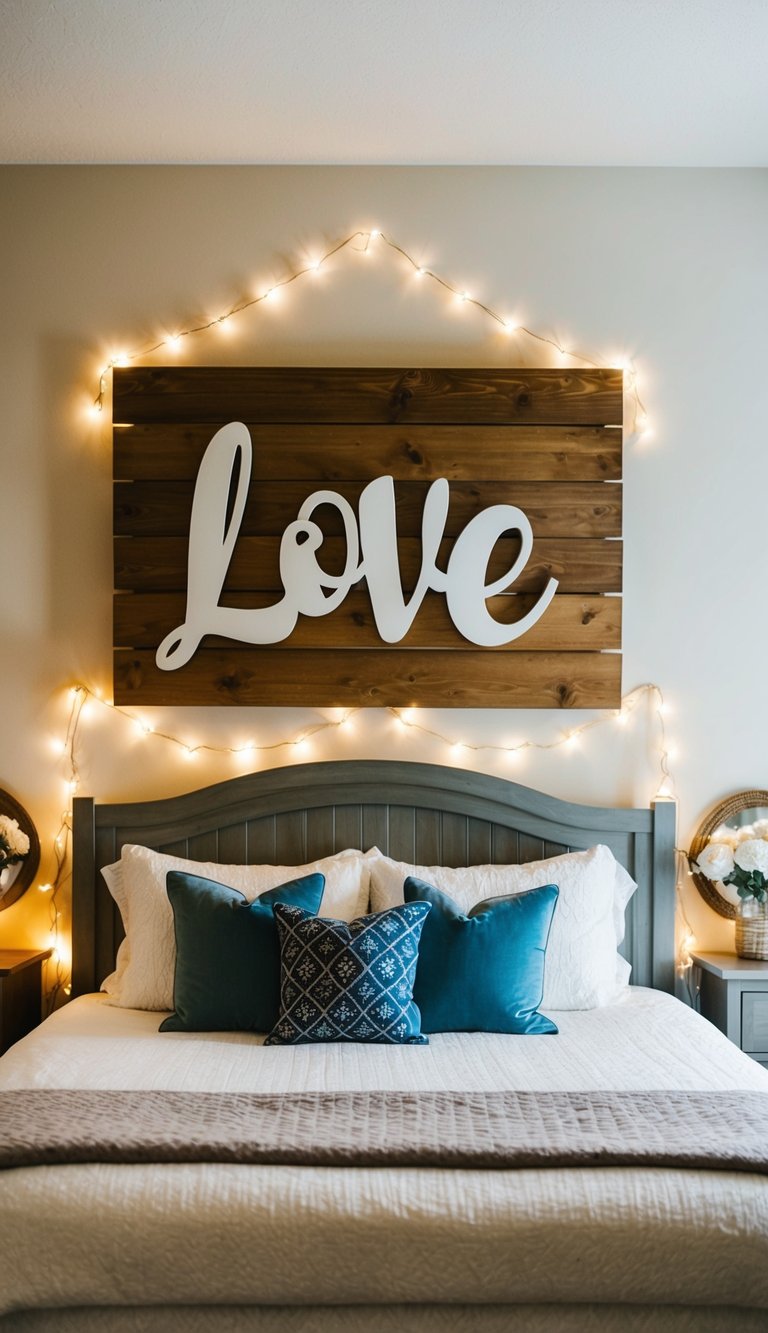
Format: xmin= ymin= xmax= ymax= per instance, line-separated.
xmin=358 ymin=476 xmax=449 ymax=643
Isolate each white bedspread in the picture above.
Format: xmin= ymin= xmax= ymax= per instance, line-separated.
xmin=0 ymin=990 xmax=767 ymax=1327
xmin=2 ymin=987 xmax=768 ymax=1094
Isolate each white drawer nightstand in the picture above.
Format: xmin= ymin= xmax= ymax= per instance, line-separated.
xmin=692 ymin=952 xmax=768 ymax=1068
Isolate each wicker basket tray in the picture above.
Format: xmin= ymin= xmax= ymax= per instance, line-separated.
xmin=736 ymin=908 xmax=768 ymax=961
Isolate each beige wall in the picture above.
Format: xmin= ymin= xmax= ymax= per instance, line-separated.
xmin=1 ymin=166 xmax=767 ymax=977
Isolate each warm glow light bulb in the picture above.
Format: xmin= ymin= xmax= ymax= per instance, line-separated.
xmin=167 ymin=334 xmax=182 ymax=350
xmin=183 ymin=747 xmax=197 ymax=760
xmin=38 ymin=883 xmax=53 ymax=893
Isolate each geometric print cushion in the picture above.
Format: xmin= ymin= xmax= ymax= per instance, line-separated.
xmin=265 ymin=901 xmax=431 ymax=1045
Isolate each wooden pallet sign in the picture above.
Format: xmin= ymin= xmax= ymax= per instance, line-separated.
xmin=113 ymin=367 xmax=623 ymax=707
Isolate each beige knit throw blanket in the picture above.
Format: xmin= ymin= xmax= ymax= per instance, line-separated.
xmin=0 ymin=1088 xmax=766 ymax=1173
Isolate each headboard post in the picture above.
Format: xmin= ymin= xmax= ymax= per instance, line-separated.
xmin=72 ymin=796 xmax=97 ymax=998
xmin=651 ymin=798 xmax=677 ymax=994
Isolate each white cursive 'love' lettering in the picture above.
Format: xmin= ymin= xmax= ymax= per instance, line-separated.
xmin=155 ymin=422 xmax=558 ymax=670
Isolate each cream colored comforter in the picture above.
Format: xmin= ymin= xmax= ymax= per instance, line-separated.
xmin=0 ymin=989 xmax=766 ymax=1329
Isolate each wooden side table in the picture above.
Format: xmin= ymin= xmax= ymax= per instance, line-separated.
xmin=0 ymin=949 xmax=52 ymax=1054
xmin=692 ymin=951 xmax=768 ymax=1069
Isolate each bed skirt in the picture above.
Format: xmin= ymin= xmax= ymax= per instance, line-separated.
xmin=2 ymin=1305 xmax=767 ymax=1333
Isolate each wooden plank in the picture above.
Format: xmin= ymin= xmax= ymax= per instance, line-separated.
xmin=273 ymin=810 xmax=306 ymax=863
xmin=414 ymin=809 xmax=441 ymax=864
xmin=114 ymin=479 xmax=622 ymax=539
xmin=305 ymin=807 xmax=335 ymax=861
xmin=113 ymin=648 xmax=622 ymax=708
xmin=441 ymin=811 xmax=470 ymax=866
xmin=246 ymin=816 xmax=277 ymax=862
xmin=217 ymin=823 xmax=247 ymax=863
xmin=113 ymin=367 xmax=623 ymax=427
xmin=115 ymin=535 xmax=623 ymax=594
xmin=467 ymin=818 xmax=493 ymax=866
xmin=114 ymin=591 xmax=622 ymax=652
xmin=114 ymin=423 xmax=622 ymax=482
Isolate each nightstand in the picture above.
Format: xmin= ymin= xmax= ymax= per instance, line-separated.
xmin=0 ymin=949 xmax=52 ymax=1054
xmin=692 ymin=951 xmax=768 ymax=1069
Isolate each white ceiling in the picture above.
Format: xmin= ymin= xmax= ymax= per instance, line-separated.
xmin=2 ymin=0 xmax=767 ymax=166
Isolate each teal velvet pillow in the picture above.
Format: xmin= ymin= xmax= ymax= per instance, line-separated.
xmin=160 ymin=870 xmax=325 ymax=1033
xmin=404 ymin=876 xmax=559 ymax=1035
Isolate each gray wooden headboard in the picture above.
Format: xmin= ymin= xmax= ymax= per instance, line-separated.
xmin=72 ymin=759 xmax=676 ymax=998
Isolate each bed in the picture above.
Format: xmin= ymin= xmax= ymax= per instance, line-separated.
xmin=0 ymin=758 xmax=766 ymax=1331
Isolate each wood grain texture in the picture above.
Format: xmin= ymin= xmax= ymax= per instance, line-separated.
xmin=114 ymin=648 xmax=622 ymax=708
xmin=114 ymin=423 xmax=622 ymax=482
xmin=115 ymin=535 xmax=623 ymax=594
xmin=114 ymin=591 xmax=621 ymax=652
xmin=113 ymin=367 xmax=623 ymax=426
xmin=112 ymin=366 xmax=623 ymax=708
xmin=114 ymin=479 xmax=622 ymax=539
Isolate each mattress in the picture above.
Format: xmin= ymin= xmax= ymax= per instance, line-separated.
xmin=0 ymin=990 xmax=766 ymax=1328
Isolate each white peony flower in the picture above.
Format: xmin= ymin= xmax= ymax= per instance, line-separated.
xmin=736 ymin=825 xmax=756 ymax=843
xmin=734 ymin=839 xmax=768 ymax=875
xmin=0 ymin=815 xmax=29 ymax=859
xmin=751 ymin=819 xmax=768 ymax=839
xmin=696 ymin=841 xmax=735 ymax=881
xmin=710 ymin=823 xmax=739 ymax=849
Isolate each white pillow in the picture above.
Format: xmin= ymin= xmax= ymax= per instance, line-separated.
xmin=366 ymin=845 xmax=637 ymax=1010
xmin=101 ymin=845 xmax=371 ymax=1012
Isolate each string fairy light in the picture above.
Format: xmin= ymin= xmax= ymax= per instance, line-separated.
xmin=674 ymin=849 xmax=700 ymax=1003
xmin=59 ymin=228 xmax=672 ymax=1001
xmin=38 ymin=684 xmax=88 ymax=1012
xmin=39 ymin=680 xmax=676 ymax=1005
xmin=88 ymin=227 xmax=650 ymax=434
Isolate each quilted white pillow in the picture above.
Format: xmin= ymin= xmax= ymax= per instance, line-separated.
xmin=101 ymin=845 xmax=371 ymax=1012
xmin=367 ymin=845 xmax=637 ymax=1011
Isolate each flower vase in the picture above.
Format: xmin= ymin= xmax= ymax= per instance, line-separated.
xmin=0 ymin=862 xmax=21 ymax=901
xmin=735 ymin=898 xmax=768 ymax=961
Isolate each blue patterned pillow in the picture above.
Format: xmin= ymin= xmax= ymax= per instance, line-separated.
xmin=266 ymin=901 xmax=431 ymax=1045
